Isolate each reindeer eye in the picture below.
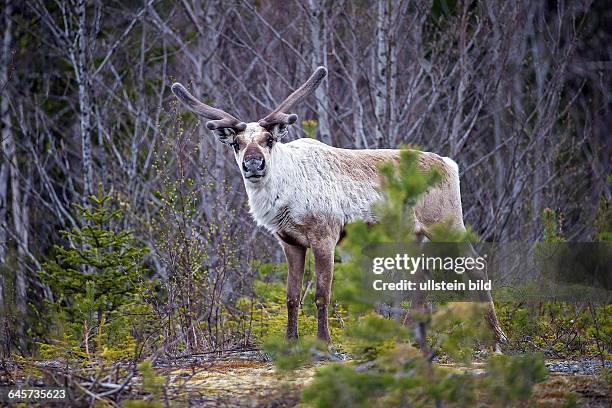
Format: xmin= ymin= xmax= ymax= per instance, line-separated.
xmin=266 ymin=136 xmax=274 ymax=149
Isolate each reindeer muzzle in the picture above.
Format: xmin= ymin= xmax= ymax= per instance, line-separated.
xmin=242 ymin=157 xmax=266 ymax=179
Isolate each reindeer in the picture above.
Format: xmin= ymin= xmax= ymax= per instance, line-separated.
xmin=171 ymin=67 xmax=507 ymax=350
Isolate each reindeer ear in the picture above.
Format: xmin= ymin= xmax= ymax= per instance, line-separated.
xmin=271 ymin=123 xmax=290 ymax=140
xmin=210 ymin=127 xmax=237 ymax=145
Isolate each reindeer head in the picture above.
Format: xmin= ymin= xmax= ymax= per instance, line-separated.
xmin=171 ymin=67 xmax=327 ymax=184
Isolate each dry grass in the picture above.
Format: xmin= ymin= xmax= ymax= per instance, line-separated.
xmin=161 ymin=359 xmax=322 ymax=407
xmin=528 ymin=373 xmax=611 ymax=408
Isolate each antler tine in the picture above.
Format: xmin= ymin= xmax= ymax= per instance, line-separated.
xmin=258 ymin=66 xmax=328 ymax=128
xmin=171 ymin=83 xmax=247 ymax=131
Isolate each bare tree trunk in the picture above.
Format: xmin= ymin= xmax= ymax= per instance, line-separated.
xmin=200 ymin=0 xmax=226 ymax=183
xmin=4 ymin=137 xmax=28 ymax=340
xmin=7 ymin=139 xmax=28 ymax=334
xmin=1 ymin=0 xmax=27 ymax=349
xmin=531 ymin=3 xmax=549 ymax=234
xmin=0 ymin=0 xmax=12 ymax=356
xmin=486 ymin=2 xmax=509 ymax=237
xmin=387 ymin=26 xmax=398 ymax=146
xmin=185 ymin=0 xmax=225 ymax=223
xmin=450 ymin=2 xmax=468 ymax=156
xmin=373 ymin=0 xmax=389 ymax=147
xmin=0 ymin=159 xmax=7 ymax=355
xmin=72 ymin=0 xmax=94 ymax=198
xmin=0 ymin=0 xmax=11 ymax=265
xmin=307 ymin=0 xmax=331 ymax=145
xmin=350 ymin=30 xmax=367 ymax=148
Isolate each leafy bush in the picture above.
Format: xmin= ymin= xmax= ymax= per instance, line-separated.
xmin=147 ymin=124 xmax=256 ymax=354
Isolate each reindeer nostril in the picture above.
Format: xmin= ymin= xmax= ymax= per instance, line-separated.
xmin=243 ymin=157 xmax=265 ymax=173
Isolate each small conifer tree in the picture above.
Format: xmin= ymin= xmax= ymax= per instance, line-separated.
xmin=41 ymin=186 xmax=149 ymax=356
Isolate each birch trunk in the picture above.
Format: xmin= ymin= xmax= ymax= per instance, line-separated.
xmin=486 ymin=3 xmax=508 ymax=218
xmin=1 ymin=0 xmax=27 ymax=346
xmin=201 ymin=0 xmax=225 ymax=185
xmin=350 ymin=31 xmax=367 ymax=148
xmin=373 ymin=0 xmax=389 ymax=146
xmin=531 ymin=5 xmax=549 ymax=234
xmin=0 ymin=0 xmax=12 ymax=356
xmin=188 ymin=0 xmax=223 ymax=225
xmin=307 ymin=0 xmax=331 ymax=146
xmin=73 ymin=0 xmax=94 ymax=198
xmin=450 ymin=3 xmax=468 ymax=156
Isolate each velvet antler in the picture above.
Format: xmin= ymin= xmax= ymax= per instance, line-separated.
xmin=258 ymin=66 xmax=327 ymax=128
xmin=171 ymin=83 xmax=247 ymax=131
